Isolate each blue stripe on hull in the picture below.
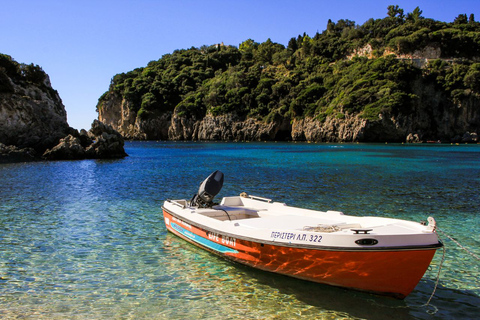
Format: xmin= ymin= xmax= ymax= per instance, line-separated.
xmin=171 ymin=222 xmax=238 ymax=254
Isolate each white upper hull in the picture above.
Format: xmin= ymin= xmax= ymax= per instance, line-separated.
xmin=163 ymin=195 xmax=440 ymax=251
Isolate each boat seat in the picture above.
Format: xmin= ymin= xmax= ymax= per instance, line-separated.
xmin=200 ymin=206 xmax=260 ymax=221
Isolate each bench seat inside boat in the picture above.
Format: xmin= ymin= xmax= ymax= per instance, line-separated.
xmin=199 ymin=206 xmax=261 ymax=221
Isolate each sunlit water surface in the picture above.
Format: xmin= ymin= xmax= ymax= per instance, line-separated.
xmin=1 ymin=142 xmax=479 ymax=319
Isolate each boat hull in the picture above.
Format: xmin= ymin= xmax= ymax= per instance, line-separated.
xmin=163 ymin=208 xmax=437 ymax=299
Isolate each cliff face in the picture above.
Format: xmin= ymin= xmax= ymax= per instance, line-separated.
xmin=98 ymin=91 xmax=172 ymax=140
xmin=98 ymin=92 xmax=136 ymax=138
xmin=98 ymin=100 xmax=289 ymax=141
xmin=0 ymin=66 xmax=71 ymax=152
xmin=291 ymin=114 xmax=368 ymax=142
xmin=405 ymin=81 xmax=480 ymax=141
xmin=99 ymin=86 xmax=480 ymax=143
xmin=0 ymin=54 xmax=128 ymax=162
xmin=168 ymin=113 xmax=291 ymax=141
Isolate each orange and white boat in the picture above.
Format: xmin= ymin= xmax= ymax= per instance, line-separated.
xmin=162 ymin=171 xmax=443 ymax=298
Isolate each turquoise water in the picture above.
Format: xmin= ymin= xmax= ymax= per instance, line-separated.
xmin=0 ymin=141 xmax=479 ymax=319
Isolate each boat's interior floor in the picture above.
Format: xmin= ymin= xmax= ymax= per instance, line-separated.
xmin=196 ymin=205 xmax=420 ymax=234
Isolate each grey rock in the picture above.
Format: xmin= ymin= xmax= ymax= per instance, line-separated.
xmin=85 ymin=120 xmax=128 ymax=158
xmin=462 ymin=131 xmax=478 ymax=143
xmin=0 ymin=142 xmax=37 ymax=163
xmin=42 ymin=135 xmax=86 ymax=160
xmin=0 ymin=56 xmax=128 ymax=162
xmin=42 ymin=120 xmax=128 ymax=160
xmin=0 ymin=73 xmax=70 ymax=152
xmin=406 ymin=133 xmax=423 ymax=143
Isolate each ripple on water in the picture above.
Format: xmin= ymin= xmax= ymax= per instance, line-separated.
xmin=0 ymin=142 xmax=479 ymax=319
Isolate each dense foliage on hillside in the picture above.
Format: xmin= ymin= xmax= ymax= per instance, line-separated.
xmin=0 ymin=53 xmax=59 ymax=99
xmin=98 ymin=6 xmax=480 ymax=123
xmin=1 ymin=54 xmax=41 ymax=85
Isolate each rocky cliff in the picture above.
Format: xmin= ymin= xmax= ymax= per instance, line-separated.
xmin=168 ymin=113 xmax=291 ymax=141
xmin=99 ymin=76 xmax=480 ymax=143
xmin=0 ymin=54 xmax=127 ymax=162
xmin=0 ymin=57 xmax=71 ymax=152
xmin=98 ymin=91 xmax=171 ymax=140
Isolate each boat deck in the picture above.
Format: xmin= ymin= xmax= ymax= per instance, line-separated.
xmin=200 ymin=205 xmax=362 ymax=232
xmin=196 ymin=204 xmax=423 ymax=235
xmin=166 ymin=197 xmax=434 ymax=236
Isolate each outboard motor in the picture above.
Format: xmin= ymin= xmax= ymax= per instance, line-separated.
xmin=190 ymin=170 xmax=224 ymax=208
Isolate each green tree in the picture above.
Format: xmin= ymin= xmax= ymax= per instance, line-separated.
xmin=469 ymin=13 xmax=476 ymax=24
xmin=464 ymin=63 xmax=480 ymax=90
xmin=239 ymin=39 xmax=258 ymax=53
xmin=0 ymin=54 xmax=20 ymax=78
xmin=255 ymin=38 xmax=284 ymax=65
xmin=21 ymin=63 xmax=46 ymax=84
xmin=326 ymin=19 xmax=335 ymax=33
xmin=387 ymin=5 xmax=404 ymax=19
xmin=406 ymin=7 xmax=423 ymax=23
xmin=287 ymin=37 xmax=298 ymax=52
xmin=454 ymin=14 xmax=468 ymax=25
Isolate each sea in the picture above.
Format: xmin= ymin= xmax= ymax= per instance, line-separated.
xmin=0 ymin=141 xmax=479 ymax=320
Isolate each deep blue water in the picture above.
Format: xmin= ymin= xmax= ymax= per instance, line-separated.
xmin=0 ymin=141 xmax=479 ymax=319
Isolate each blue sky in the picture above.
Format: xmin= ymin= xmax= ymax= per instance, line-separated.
xmin=1 ymin=0 xmax=478 ymax=130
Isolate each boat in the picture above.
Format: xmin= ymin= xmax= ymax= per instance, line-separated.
xmin=162 ymin=170 xmax=443 ymax=299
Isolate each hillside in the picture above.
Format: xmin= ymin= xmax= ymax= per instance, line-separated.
xmin=97 ymin=6 xmax=480 ymax=143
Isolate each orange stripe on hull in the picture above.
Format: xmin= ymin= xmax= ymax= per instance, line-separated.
xmin=163 ymin=210 xmax=436 ymax=298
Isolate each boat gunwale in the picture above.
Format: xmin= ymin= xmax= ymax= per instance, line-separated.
xmin=162 ymin=206 xmax=444 ymax=252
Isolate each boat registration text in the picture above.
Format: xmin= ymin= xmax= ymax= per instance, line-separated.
xmin=271 ymin=231 xmax=323 ymax=243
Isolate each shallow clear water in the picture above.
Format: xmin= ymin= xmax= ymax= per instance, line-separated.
xmin=0 ymin=141 xmax=479 ymax=319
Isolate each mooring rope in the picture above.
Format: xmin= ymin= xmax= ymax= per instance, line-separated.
xmin=367 ymin=225 xmax=477 ymax=315
xmin=419 ymin=226 xmax=479 ymax=315
xmin=420 ymin=230 xmax=446 ymax=315
xmin=436 ymin=227 xmax=480 ymax=261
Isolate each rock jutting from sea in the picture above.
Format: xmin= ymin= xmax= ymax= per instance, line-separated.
xmin=0 ymin=54 xmax=127 ymax=163
xmin=43 ymin=120 xmax=128 ymax=160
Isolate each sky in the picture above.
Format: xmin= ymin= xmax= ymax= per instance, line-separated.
xmin=1 ymin=0 xmax=479 ymax=130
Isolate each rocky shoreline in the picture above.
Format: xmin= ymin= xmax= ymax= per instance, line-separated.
xmin=0 ymin=143 xmax=37 ymax=163
xmin=0 ymin=120 xmax=128 ymax=163
xmin=99 ymin=103 xmax=479 ymax=144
